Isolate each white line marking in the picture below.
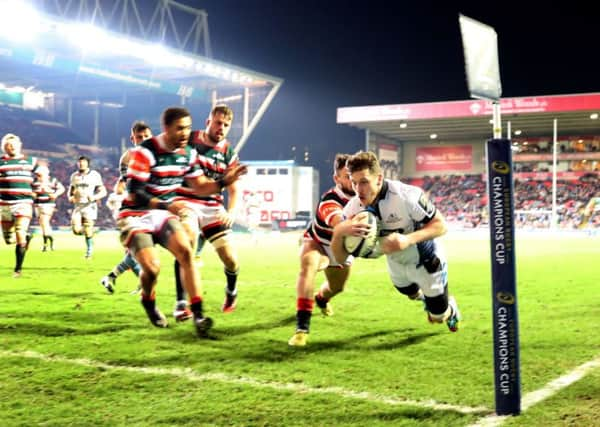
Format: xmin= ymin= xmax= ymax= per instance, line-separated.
xmin=469 ymin=355 xmax=600 ymax=427
xmin=0 ymin=350 xmax=488 ymax=415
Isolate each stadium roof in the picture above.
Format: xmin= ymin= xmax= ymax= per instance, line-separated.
xmin=0 ymin=1 xmax=282 ymax=150
xmin=337 ymin=93 xmax=600 ymax=143
xmin=0 ymin=5 xmax=282 ymax=101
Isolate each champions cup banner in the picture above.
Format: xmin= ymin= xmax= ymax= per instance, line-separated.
xmin=416 ymin=146 xmax=472 ymax=171
xmin=486 ymin=139 xmax=521 ymax=415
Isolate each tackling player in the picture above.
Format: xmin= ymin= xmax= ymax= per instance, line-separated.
xmin=0 ymin=133 xmax=38 ymax=277
xmin=288 ymin=154 xmax=355 ymax=347
xmin=32 ymin=163 xmax=65 ymax=251
xmin=331 ymin=151 xmax=461 ymax=333
xmin=68 ymin=156 xmax=107 ymax=258
xmin=118 ymin=107 xmax=246 ymax=335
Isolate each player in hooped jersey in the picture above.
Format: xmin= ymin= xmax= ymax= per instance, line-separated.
xmin=100 ymin=121 xmax=152 ymax=293
xmin=0 ymin=133 xmax=38 ymax=277
xmin=118 ymin=107 xmax=246 ymax=336
xmin=175 ymin=105 xmax=242 ymax=313
xmin=68 ymin=156 xmax=107 ymax=258
xmin=288 ymin=154 xmax=355 ymax=347
xmin=331 ymin=151 xmax=461 ymax=333
xmin=32 ymin=163 xmax=65 ymax=251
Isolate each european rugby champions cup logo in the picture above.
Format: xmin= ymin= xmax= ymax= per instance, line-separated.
xmin=491 ymin=161 xmax=510 ymax=174
xmin=496 ymin=292 xmax=516 ymax=304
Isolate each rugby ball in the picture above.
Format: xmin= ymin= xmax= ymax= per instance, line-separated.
xmin=343 ymin=210 xmax=379 ymax=258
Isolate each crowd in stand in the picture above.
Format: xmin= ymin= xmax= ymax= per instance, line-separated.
xmin=405 ymin=174 xmax=600 ymax=229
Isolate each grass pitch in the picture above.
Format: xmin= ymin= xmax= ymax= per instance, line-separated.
xmin=0 ymin=229 xmax=599 ymax=426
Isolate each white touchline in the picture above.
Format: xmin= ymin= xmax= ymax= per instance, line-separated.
xmin=468 ymin=355 xmax=600 ymax=427
xmin=0 ymin=350 xmax=488 ymax=415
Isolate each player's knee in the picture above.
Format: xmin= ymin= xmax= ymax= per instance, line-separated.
xmin=146 ymin=262 xmax=160 ymax=281
xmin=220 ymin=252 xmax=238 ymax=271
xmin=173 ymin=242 xmax=194 ymax=266
xmin=141 ymin=262 xmax=160 ymax=282
xmin=394 ymin=283 xmax=421 ymax=298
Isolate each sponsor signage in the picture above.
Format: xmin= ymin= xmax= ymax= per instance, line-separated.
xmin=416 ymin=145 xmax=472 ymax=171
xmin=337 ymin=93 xmax=600 ymax=123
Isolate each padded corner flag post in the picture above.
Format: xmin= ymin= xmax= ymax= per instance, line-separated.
xmin=486 ymin=138 xmax=522 ymax=415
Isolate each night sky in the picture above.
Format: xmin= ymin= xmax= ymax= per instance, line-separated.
xmin=181 ymin=1 xmax=598 ymax=187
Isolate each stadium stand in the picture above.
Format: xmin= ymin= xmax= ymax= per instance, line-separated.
xmin=405 ymin=174 xmax=600 ymax=229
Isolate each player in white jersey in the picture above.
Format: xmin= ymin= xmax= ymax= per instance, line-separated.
xmin=100 ymin=121 xmax=151 ymax=293
xmin=68 ymin=155 xmax=107 ymax=258
xmin=32 ymin=163 xmax=65 ymax=251
xmin=331 ymin=151 xmax=461 ymax=332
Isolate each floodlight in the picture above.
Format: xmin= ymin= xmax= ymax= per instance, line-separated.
xmin=0 ymin=1 xmax=43 ymax=42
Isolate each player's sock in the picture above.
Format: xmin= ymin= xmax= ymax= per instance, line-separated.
xmin=190 ymin=296 xmax=204 ymax=318
xmin=140 ymin=290 xmax=155 ymax=302
xmin=224 ymin=268 xmax=238 ymax=296
xmin=25 ymin=234 xmax=33 ymax=250
xmin=114 ymin=254 xmax=134 ymax=276
xmin=14 ymin=244 xmax=26 ymax=272
xmin=174 ymin=260 xmax=186 ymax=301
xmin=85 ymin=236 xmax=93 ymax=255
xmin=296 ymin=297 xmax=314 ymax=332
xmin=47 ymin=235 xmax=54 ymax=250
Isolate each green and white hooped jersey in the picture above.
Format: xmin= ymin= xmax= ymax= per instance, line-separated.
xmin=0 ymin=154 xmax=37 ymax=205
xmin=175 ymin=130 xmax=238 ymax=207
xmin=120 ymin=134 xmax=203 ymax=216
